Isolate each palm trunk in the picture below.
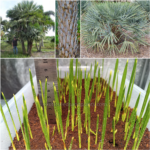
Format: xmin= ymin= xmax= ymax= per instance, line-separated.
xmin=36 ymin=42 xmax=42 ymax=52
xmin=21 ymin=39 xmax=26 ymax=54
xmin=58 ymin=0 xmax=78 ymax=58
xmin=27 ymin=40 xmax=33 ymax=56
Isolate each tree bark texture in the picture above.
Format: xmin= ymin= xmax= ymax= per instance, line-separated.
xmin=27 ymin=40 xmax=33 ymax=56
xmin=21 ymin=39 xmax=26 ymax=54
xmin=58 ymin=0 xmax=78 ymax=58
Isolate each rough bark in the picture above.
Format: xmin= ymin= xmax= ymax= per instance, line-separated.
xmin=21 ymin=39 xmax=26 ymax=54
xmin=58 ymin=0 xmax=78 ymax=58
xmin=27 ymin=40 xmax=33 ymax=56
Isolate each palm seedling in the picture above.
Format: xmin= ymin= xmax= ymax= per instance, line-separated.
xmin=29 ymin=69 xmax=52 ymax=150
xmin=122 ymin=59 xmax=137 ymax=121
xmin=100 ymin=71 xmax=112 ymax=149
xmin=115 ymin=60 xmax=128 ymax=122
xmin=110 ymin=59 xmax=119 ymax=101
xmin=1 ymin=93 xmax=19 ymax=141
xmin=112 ymin=117 xmax=117 ymax=147
xmin=124 ymin=93 xmax=141 ymax=149
xmin=82 ymin=2 xmax=149 ymax=54
xmin=0 ymin=92 xmax=33 ymax=150
xmin=133 ymin=100 xmax=150 ymax=150
xmin=0 ymin=104 xmax=16 ymax=150
xmin=95 ymin=114 xmax=99 ymax=144
xmin=53 ymin=83 xmax=66 ymax=149
xmin=114 ymin=71 xmax=119 ymax=107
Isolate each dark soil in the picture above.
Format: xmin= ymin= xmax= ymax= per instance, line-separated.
xmin=9 ymin=79 xmax=150 ymax=150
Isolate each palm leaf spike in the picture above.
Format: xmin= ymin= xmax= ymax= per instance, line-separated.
xmin=101 ymin=80 xmax=109 ymax=149
xmin=52 ymin=126 xmax=55 ymax=136
xmin=115 ymin=59 xmax=128 ymax=122
xmin=44 ymin=78 xmax=48 ymax=125
xmin=135 ymin=100 xmax=150 ymax=150
xmin=112 ymin=117 xmax=117 ymax=147
xmin=68 ymin=137 xmax=74 ymax=150
xmin=77 ymin=79 xmax=82 ymax=148
xmin=84 ymin=68 xmax=87 ymax=89
xmin=124 ymin=93 xmax=141 ymax=141
xmin=139 ymin=82 xmax=150 ymax=121
xmin=22 ymin=95 xmax=33 ymax=139
xmin=116 ymin=86 xmax=126 ymax=123
xmin=75 ymin=59 xmax=78 ymax=87
xmin=124 ymin=108 xmax=130 ymax=133
xmin=53 ymin=83 xmax=65 ymax=145
xmin=102 ymin=59 xmax=104 ymax=78
xmin=108 ymin=70 xmax=112 ymax=118
xmin=94 ymin=84 xmax=98 ymax=112
xmin=114 ymin=71 xmax=119 ymax=107
xmin=39 ymin=80 xmax=46 ymax=121
xmin=124 ymin=59 xmax=137 ymax=112
xmin=132 ymin=115 xmax=140 ymax=140
xmin=45 ymin=143 xmax=48 ymax=150
xmin=71 ymin=81 xmax=75 ymax=131
xmin=98 ymin=142 xmax=101 ymax=150
xmin=124 ymin=93 xmax=141 ymax=144
xmin=89 ymin=61 xmax=98 ymax=102
xmin=77 ymin=92 xmax=81 ymax=148
xmin=1 ymin=92 xmax=19 ymax=141
xmin=84 ymin=73 xmax=91 ymax=133
xmin=22 ymin=106 xmax=30 ymax=150
xmin=98 ymin=67 xmax=100 ymax=91
xmin=88 ymin=104 xmax=91 ymax=150
xmin=95 ymin=114 xmax=99 ymax=144
xmin=124 ymin=107 xmax=137 ymax=150
xmin=53 ymin=101 xmax=60 ymax=134
xmin=65 ymin=110 xmax=70 ymax=140
xmin=0 ymin=104 xmax=16 ymax=150
xmin=68 ymin=59 xmax=74 ymax=111
xmin=111 ymin=59 xmax=119 ymax=101
xmin=79 ymin=71 xmax=83 ymax=134
xmin=13 ymin=95 xmax=25 ymax=141
xmin=57 ymin=59 xmax=60 ymax=100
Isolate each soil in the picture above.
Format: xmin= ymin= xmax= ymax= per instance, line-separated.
xmin=9 ymin=79 xmax=150 ymax=150
xmin=80 ymin=34 xmax=150 ymax=58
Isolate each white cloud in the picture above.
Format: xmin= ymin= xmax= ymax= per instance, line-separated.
xmin=0 ymin=0 xmax=55 ymax=36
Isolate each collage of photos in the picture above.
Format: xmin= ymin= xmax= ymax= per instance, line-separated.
xmin=0 ymin=0 xmax=150 ymax=150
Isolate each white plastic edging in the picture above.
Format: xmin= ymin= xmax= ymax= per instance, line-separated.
xmin=0 ymin=76 xmax=38 ymax=150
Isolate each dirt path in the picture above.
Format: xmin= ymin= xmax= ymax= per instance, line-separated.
xmin=31 ymin=51 xmax=55 ymax=58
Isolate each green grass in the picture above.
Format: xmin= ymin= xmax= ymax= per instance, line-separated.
xmin=1 ymin=40 xmax=54 ymax=58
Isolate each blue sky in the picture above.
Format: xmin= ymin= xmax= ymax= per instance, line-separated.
xmin=0 ymin=0 xmax=55 ymax=36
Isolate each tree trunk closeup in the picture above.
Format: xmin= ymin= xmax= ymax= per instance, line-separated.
xmin=58 ymin=0 xmax=78 ymax=58
xmin=21 ymin=39 xmax=26 ymax=54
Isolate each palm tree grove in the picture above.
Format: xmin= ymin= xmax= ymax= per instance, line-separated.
xmin=1 ymin=1 xmax=55 ymax=58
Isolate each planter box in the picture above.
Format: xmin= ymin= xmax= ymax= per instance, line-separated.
xmin=0 ymin=76 xmax=38 ymax=150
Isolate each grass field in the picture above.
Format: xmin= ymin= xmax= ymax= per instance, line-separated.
xmin=1 ymin=40 xmax=55 ymax=58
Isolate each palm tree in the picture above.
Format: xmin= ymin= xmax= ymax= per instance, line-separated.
xmin=6 ymin=1 xmax=54 ymax=55
xmin=57 ymin=0 xmax=79 ymax=58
